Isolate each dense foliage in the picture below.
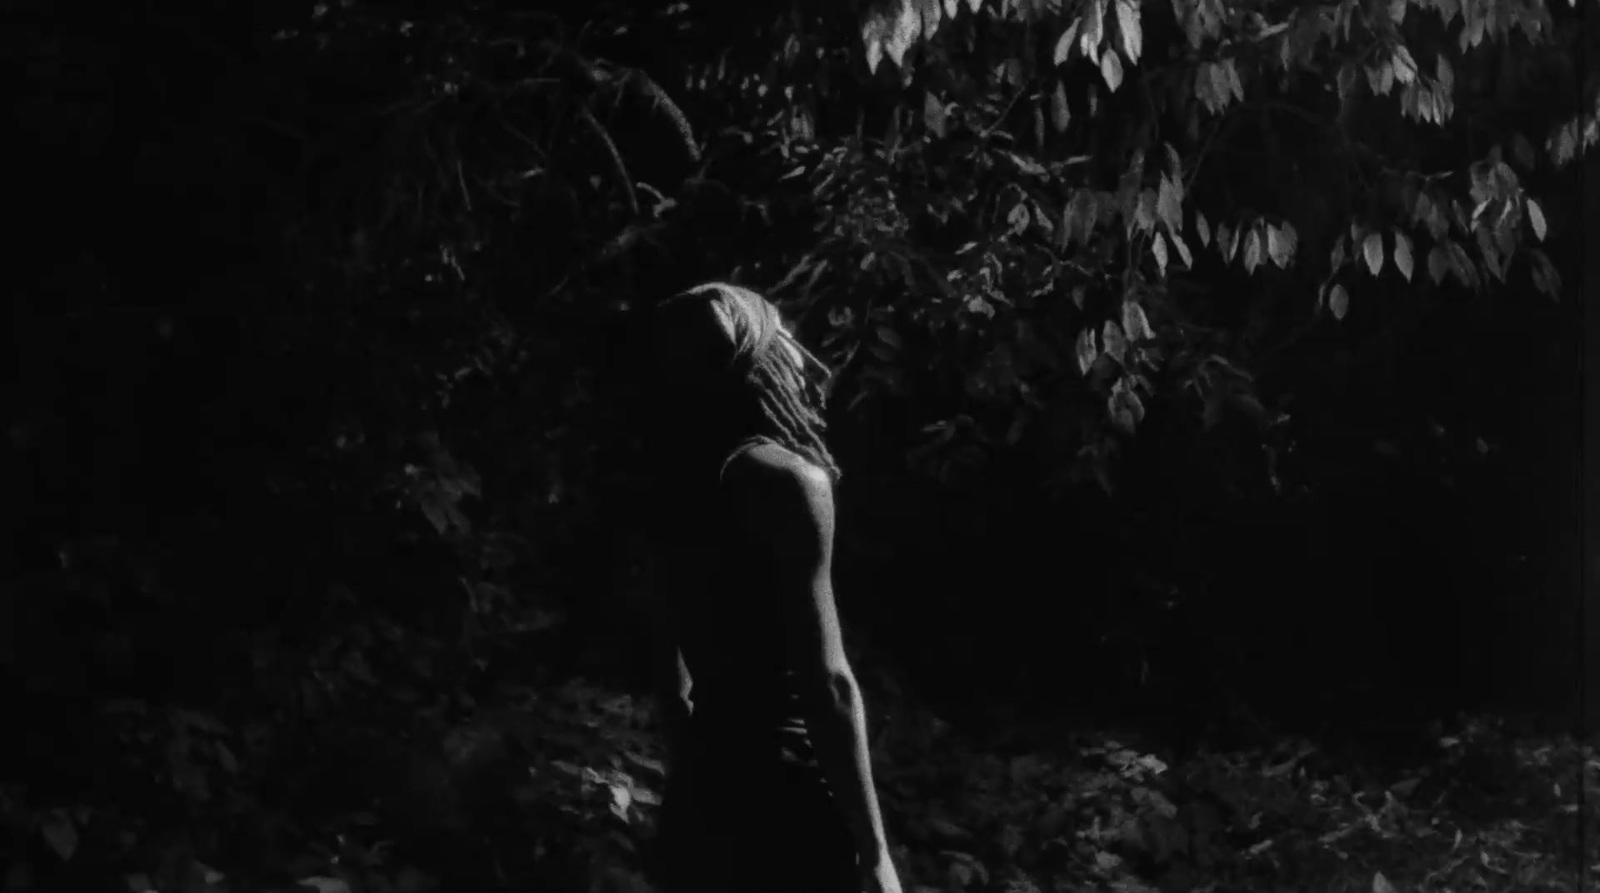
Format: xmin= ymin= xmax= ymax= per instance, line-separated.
xmin=5 ymin=0 xmax=1593 ymax=889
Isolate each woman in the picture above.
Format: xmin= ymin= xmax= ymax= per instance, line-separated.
xmin=639 ymin=283 xmax=902 ymax=893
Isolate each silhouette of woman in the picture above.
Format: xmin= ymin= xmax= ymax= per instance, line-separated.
xmin=639 ymin=283 xmax=901 ymax=893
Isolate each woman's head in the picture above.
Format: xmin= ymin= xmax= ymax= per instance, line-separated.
xmin=646 ymin=283 xmax=840 ymax=479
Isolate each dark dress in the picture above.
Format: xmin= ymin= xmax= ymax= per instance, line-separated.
xmin=645 ymin=437 xmax=859 ymax=893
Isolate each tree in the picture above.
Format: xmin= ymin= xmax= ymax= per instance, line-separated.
xmin=833 ymin=0 xmax=1593 ymax=490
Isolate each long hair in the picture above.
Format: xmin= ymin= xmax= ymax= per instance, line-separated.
xmin=652 ymin=282 xmax=841 ymax=481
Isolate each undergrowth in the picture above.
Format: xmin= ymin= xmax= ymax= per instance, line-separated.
xmin=7 ymin=669 xmax=1588 ymax=893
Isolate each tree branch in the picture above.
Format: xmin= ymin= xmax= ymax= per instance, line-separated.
xmin=577 ymin=104 xmax=641 ymax=217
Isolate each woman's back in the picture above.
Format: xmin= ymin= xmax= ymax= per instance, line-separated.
xmin=668 ymin=436 xmax=815 ymax=760
xmin=642 ymin=283 xmax=899 ymax=893
xmin=649 ymin=437 xmax=860 ymax=892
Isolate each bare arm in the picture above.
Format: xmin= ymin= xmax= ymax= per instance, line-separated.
xmin=746 ymin=459 xmax=891 ymax=864
xmin=646 ymin=554 xmax=693 ymax=768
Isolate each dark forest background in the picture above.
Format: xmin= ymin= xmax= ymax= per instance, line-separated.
xmin=5 ymin=0 xmax=1597 ymax=891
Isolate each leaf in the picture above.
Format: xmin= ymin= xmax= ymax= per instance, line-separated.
xmin=1446 ymin=240 xmax=1478 ymax=288
xmin=1222 ymin=57 xmax=1244 ymax=101
xmin=1492 ymin=159 xmax=1520 ymax=195
xmin=1373 ymin=872 xmax=1399 ymax=893
xmin=622 ymin=749 xmax=667 ymax=777
xmin=40 ymin=810 xmax=77 ymax=862
xmin=1218 ymin=223 xmax=1238 ymax=262
xmin=1196 ymin=64 xmax=1222 ymax=113
xmin=1328 ymin=283 xmax=1349 ymax=320
xmin=1412 ymin=191 xmax=1433 ymax=227
xmin=1007 ymin=151 xmax=1048 ymax=178
xmin=1417 ymin=85 xmax=1438 ymax=124
xmin=1101 ymin=49 xmax=1124 ymax=92
xmin=1131 ymin=142 xmax=1152 ymax=181
xmin=609 ymin=782 xmax=633 ymax=820
xmin=1436 ymin=53 xmax=1455 ymax=92
xmin=1426 ymin=197 xmax=1451 ymax=240
xmin=1427 ymin=245 xmax=1450 ymax=284
xmin=299 ymin=879 xmax=353 ymax=893
xmin=1478 ymin=228 xmax=1506 ymax=283
xmin=1337 ymin=63 xmax=1359 ymax=102
xmin=1529 ymin=247 xmax=1563 ymax=298
xmin=1549 ymin=122 xmax=1578 ymax=168
xmin=1467 ymin=161 xmax=1493 ymax=207
xmin=1082 ymin=0 xmax=1108 ymax=59
xmin=190 ymin=864 xmax=227 ymax=891
xmin=1266 ymin=225 xmax=1293 ymax=267
xmin=1134 ymin=190 xmax=1157 ymax=233
xmin=1115 ymin=0 xmax=1143 ymax=64
xmin=1171 ymin=232 xmax=1193 ymax=268
xmin=1392 ymin=46 xmax=1418 ymax=85
xmin=1393 ymin=230 xmax=1414 ymax=281
xmin=1362 ymin=231 xmax=1384 ymax=275
xmin=1123 ymin=301 xmax=1156 ymax=341
xmin=1051 ymin=81 xmax=1072 ymax=131
xmin=877 ymin=326 xmax=903 ymax=349
xmin=1243 ymin=228 xmax=1262 ymax=273
xmin=1431 ymin=82 xmax=1453 ymax=122
xmin=1195 ymin=211 xmax=1211 ymax=247
xmin=1054 ymin=19 xmax=1082 ymax=65
xmin=1008 ymin=201 xmax=1032 ymax=235
xmin=924 ymin=93 xmax=947 ymax=137
xmin=1109 ymin=381 xmax=1146 ymax=433
xmin=861 ymin=0 xmax=923 ymax=73
xmin=1152 ymin=232 xmax=1169 ymax=274
xmin=1460 ymin=9 xmax=1485 ymax=50
xmin=1075 ymin=327 xmax=1099 ymax=375
xmin=1102 ymin=320 xmax=1129 ymax=363
xmin=1157 ymin=176 xmax=1183 ymax=232
xmin=1005 ymin=414 xmax=1027 ymax=446
xmin=1527 ymin=198 xmax=1547 ymax=240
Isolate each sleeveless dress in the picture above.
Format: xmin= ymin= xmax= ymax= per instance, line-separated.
xmin=645 ymin=436 xmax=859 ymax=893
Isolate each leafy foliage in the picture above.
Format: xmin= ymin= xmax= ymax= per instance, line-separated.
xmin=846 ymin=0 xmax=1592 ymax=485
xmin=3 ymin=0 xmax=1590 ymax=888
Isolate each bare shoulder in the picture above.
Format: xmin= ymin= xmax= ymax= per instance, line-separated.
xmin=724 ymin=442 xmax=834 ymax=522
